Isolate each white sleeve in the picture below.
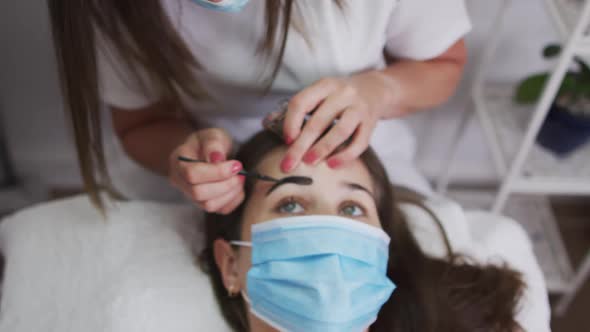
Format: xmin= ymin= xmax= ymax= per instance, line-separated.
xmin=96 ymin=36 xmax=160 ymax=110
xmin=385 ymin=0 xmax=471 ymax=60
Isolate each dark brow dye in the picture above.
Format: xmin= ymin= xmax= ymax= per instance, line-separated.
xmin=266 ymin=176 xmax=313 ymax=195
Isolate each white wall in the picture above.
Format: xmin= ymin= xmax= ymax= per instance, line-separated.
xmin=0 ymin=103 xmax=8 ymax=184
xmin=0 ymin=0 xmax=559 ymax=191
xmin=0 ymin=0 xmax=80 ymax=188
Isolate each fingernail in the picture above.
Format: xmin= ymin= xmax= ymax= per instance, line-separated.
xmin=327 ymin=158 xmax=341 ymax=169
xmin=285 ymin=134 xmax=293 ymax=145
xmin=210 ymin=151 xmax=225 ymax=163
xmin=281 ymin=156 xmax=294 ymax=172
xmin=231 ymin=161 xmax=243 ymax=174
xmin=303 ymin=151 xmax=318 ymax=164
xmin=238 ymin=175 xmax=246 ymax=184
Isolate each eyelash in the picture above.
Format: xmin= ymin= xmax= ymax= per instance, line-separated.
xmin=339 ymin=200 xmax=368 ymax=217
xmin=273 ymin=196 xmax=369 ymax=217
xmin=274 ymin=196 xmax=308 ymax=215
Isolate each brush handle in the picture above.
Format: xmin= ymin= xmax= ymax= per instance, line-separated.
xmin=177 ymin=156 xmax=277 ymax=182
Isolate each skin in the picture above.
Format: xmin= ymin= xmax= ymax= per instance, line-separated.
xmin=112 ymin=36 xmax=466 ymax=214
xmin=281 ymin=41 xmax=467 ymax=172
xmin=212 ymin=146 xmax=381 ymax=332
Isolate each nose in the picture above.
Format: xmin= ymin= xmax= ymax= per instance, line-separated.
xmin=306 ymin=198 xmax=336 ymax=216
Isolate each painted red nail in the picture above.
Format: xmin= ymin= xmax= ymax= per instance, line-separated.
xmin=281 ymin=156 xmax=294 ymax=172
xmin=303 ymin=151 xmax=318 ymax=164
xmin=238 ymin=175 xmax=246 ymax=184
xmin=231 ymin=162 xmax=243 ymax=174
xmin=327 ymin=158 xmax=341 ymax=169
xmin=210 ymin=151 xmax=225 ymax=163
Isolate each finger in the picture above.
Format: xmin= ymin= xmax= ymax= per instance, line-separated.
xmin=304 ymin=108 xmax=361 ymax=165
xmin=202 ymin=186 xmax=243 ymax=213
xmin=282 ymin=91 xmax=352 ymax=172
xmin=283 ymin=78 xmax=340 ymax=143
xmin=169 ymin=167 xmax=198 ymax=201
xmin=169 ymin=166 xmax=186 ymax=192
xmin=199 ymin=128 xmax=233 ymax=163
xmin=179 ymin=160 xmax=243 ymax=184
xmin=174 ymin=134 xmax=202 ymax=160
xmin=217 ymin=189 xmax=246 ymax=215
xmin=170 ymin=161 xmax=241 ymax=209
xmin=326 ymin=120 xmax=374 ymax=169
xmin=188 ymin=175 xmax=244 ymax=202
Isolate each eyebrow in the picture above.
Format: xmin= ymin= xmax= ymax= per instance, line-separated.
xmin=265 ymin=177 xmax=374 ymax=199
xmin=345 ymin=182 xmax=375 ymax=199
xmin=266 ymin=176 xmax=314 ymax=196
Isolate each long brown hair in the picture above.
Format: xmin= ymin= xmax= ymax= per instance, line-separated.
xmin=48 ymin=0 xmax=350 ymax=210
xmin=200 ymin=131 xmax=525 ymax=332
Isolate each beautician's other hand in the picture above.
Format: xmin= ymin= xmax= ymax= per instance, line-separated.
xmin=169 ymin=128 xmax=245 ymax=214
xmin=281 ymin=71 xmax=397 ymax=172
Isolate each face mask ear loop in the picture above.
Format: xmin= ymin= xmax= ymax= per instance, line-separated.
xmin=230 ymin=241 xmax=252 ymax=247
xmin=241 ymin=290 xmax=251 ymax=304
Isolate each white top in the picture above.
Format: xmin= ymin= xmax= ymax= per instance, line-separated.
xmin=97 ymin=0 xmax=471 ymax=196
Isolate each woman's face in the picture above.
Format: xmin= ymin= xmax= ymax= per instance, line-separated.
xmin=213 ymin=146 xmax=381 ymax=331
xmin=241 ymin=146 xmax=382 ymax=238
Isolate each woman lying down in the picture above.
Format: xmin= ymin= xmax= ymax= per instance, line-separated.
xmin=198 ymin=130 xmax=534 ymax=332
xmin=0 ymin=128 xmax=550 ymax=332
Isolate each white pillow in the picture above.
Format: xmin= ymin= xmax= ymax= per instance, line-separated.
xmin=400 ymin=198 xmax=551 ymax=332
xmin=0 ymin=195 xmax=232 ymax=332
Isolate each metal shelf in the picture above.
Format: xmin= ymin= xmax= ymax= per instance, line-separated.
xmin=546 ymin=0 xmax=587 ymax=38
xmin=474 ymin=83 xmax=590 ymax=195
xmin=437 ymin=0 xmax=590 ymax=315
xmin=547 ymin=0 xmax=590 ymax=55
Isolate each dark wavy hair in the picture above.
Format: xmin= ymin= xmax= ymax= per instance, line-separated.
xmin=199 ymin=131 xmax=525 ymax=332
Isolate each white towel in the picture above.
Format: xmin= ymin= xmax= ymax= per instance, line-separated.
xmin=0 ymin=196 xmax=231 ymax=332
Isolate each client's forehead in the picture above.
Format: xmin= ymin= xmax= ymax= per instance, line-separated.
xmin=255 ymin=147 xmax=374 ymax=190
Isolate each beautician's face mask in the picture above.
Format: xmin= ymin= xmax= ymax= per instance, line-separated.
xmin=189 ymin=0 xmax=250 ymax=12
xmin=232 ymin=215 xmax=396 ymax=332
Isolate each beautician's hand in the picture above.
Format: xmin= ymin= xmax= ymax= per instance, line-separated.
xmin=280 ymin=71 xmax=397 ymax=172
xmin=169 ymin=128 xmax=245 ymax=214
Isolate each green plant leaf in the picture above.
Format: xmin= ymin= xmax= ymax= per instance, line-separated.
xmin=570 ymin=80 xmax=586 ymax=100
xmin=578 ymin=80 xmax=590 ymax=98
xmin=515 ymin=74 xmax=549 ymax=104
xmin=574 ymin=56 xmax=590 ymax=79
xmin=543 ymin=44 xmax=562 ymax=58
xmin=561 ymin=73 xmax=587 ymax=103
xmin=515 ymin=73 xmax=579 ymax=104
xmin=560 ymin=73 xmax=579 ymax=94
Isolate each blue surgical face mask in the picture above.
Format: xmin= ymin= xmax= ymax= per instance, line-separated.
xmin=189 ymin=0 xmax=250 ymax=12
xmin=231 ymin=215 xmax=396 ymax=332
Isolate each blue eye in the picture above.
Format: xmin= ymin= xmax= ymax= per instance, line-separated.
xmin=277 ymin=199 xmax=305 ymax=214
xmin=340 ymin=203 xmax=365 ymax=217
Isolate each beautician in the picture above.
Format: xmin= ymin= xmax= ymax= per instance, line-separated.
xmin=50 ymin=0 xmax=470 ymax=211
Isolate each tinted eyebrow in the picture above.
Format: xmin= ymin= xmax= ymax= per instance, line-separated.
xmin=266 ymin=176 xmax=314 ymax=196
xmin=344 ymin=182 xmax=375 ymax=199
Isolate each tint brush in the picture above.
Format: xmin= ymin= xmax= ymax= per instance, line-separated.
xmin=177 ymin=156 xmax=312 ymax=185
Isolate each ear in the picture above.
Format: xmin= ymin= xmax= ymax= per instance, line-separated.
xmin=213 ymin=239 xmax=241 ymax=294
